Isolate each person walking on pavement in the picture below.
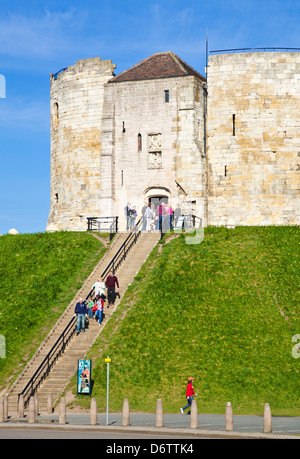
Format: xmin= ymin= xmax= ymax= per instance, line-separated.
xmin=74 ymin=297 xmax=88 ymax=335
xmin=180 ymin=377 xmax=198 ymax=414
xmin=105 ymin=271 xmax=119 ymax=307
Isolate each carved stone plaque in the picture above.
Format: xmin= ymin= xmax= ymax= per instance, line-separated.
xmin=148 ymin=134 xmax=162 ymax=169
xmin=148 ymin=134 xmax=162 ymax=152
xmin=148 ymin=151 xmax=162 ymax=169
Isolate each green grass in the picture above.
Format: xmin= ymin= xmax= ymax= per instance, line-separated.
xmin=69 ymin=226 xmax=300 ymax=416
xmin=0 ymin=231 xmax=107 ymax=390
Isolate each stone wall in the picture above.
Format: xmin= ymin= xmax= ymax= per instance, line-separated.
xmin=207 ymin=52 xmax=300 ymax=226
xmin=46 ymin=58 xmax=115 ymax=231
xmin=100 ymin=76 xmax=207 ymax=230
xmin=47 ymin=52 xmax=299 ymax=232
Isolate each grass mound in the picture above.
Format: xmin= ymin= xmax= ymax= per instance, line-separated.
xmin=0 ymin=231 xmax=106 ymax=389
xmin=76 ymin=226 xmax=299 ymax=416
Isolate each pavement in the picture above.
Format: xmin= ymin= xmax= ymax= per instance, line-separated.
xmin=0 ymin=412 xmax=299 ymax=439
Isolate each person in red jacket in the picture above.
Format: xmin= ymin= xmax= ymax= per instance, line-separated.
xmin=180 ymin=377 xmax=198 ymax=414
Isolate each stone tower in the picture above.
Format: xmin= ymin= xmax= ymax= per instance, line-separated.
xmin=99 ymin=52 xmax=207 ymax=230
xmin=47 ymin=52 xmax=207 ymax=232
xmin=47 ymin=57 xmax=116 ymax=232
xmin=46 ymin=50 xmax=299 ymax=232
xmin=207 ymin=51 xmax=300 ymax=226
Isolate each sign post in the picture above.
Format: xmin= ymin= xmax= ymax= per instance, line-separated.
xmin=105 ymin=356 xmax=111 ymax=426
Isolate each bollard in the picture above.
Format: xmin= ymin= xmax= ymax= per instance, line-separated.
xmin=59 ymin=397 xmax=66 ymax=425
xmin=90 ymin=398 xmax=98 ymax=425
xmin=28 ymin=397 xmax=36 ymax=424
xmin=3 ymin=395 xmax=8 ymax=420
xmin=156 ymin=399 xmax=163 ymax=428
xmin=190 ymin=399 xmax=198 ymax=429
xmin=34 ymin=395 xmax=39 ymax=417
xmin=18 ymin=394 xmax=25 ymax=419
xmin=225 ymin=402 xmax=234 ymax=431
xmin=264 ymin=403 xmax=272 ymax=433
xmin=0 ymin=397 xmax=4 ymax=422
xmin=47 ymin=393 xmax=53 ymax=415
xmin=122 ymin=398 xmax=130 ymax=426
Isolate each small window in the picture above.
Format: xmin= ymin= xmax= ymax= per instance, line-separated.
xmin=138 ymin=133 xmax=142 ymax=152
xmin=232 ymin=114 xmax=236 ymax=136
xmin=164 ymin=90 xmax=169 ymax=103
xmin=53 ymin=102 xmax=59 ymax=126
xmin=122 ymin=121 xmax=126 ymax=133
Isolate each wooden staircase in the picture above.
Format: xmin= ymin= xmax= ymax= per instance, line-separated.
xmin=7 ymin=231 xmax=159 ymax=413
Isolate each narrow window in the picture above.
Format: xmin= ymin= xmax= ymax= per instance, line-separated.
xmin=121 ymin=170 xmax=124 ymax=186
xmin=138 ymin=133 xmax=142 ymax=152
xmin=53 ymin=102 xmax=59 ymax=126
xmin=232 ymin=114 xmax=236 ymax=136
xmin=225 ymin=166 xmax=227 ymax=177
xmin=55 ymin=193 xmax=59 ymax=203
xmin=164 ymin=90 xmax=169 ymax=103
xmin=122 ymin=121 xmax=126 ymax=133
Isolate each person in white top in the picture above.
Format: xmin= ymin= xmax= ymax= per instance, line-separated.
xmin=92 ymin=277 xmax=106 ymax=299
xmin=144 ymin=203 xmax=153 ymax=231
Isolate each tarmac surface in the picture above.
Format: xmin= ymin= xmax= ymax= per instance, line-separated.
xmin=1 ymin=412 xmax=300 ymax=439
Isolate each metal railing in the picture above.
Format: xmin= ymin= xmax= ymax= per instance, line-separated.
xmin=18 ymin=214 xmax=202 ymax=405
xmin=18 ymin=219 xmax=143 ymax=406
xmin=87 ymin=216 xmax=118 ymax=241
xmin=18 ymin=316 xmax=77 ymax=407
xmin=210 ymin=47 xmax=300 ymax=55
xmin=85 ymin=218 xmax=144 ymax=300
xmin=160 ymin=214 xmax=202 ymax=239
xmin=52 ymin=67 xmax=68 ymax=80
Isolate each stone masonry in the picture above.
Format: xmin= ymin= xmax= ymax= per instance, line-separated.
xmin=47 ymin=58 xmax=116 ymax=231
xmin=207 ymin=52 xmax=300 ymax=226
xmin=100 ymin=70 xmax=206 ymax=230
xmin=46 ymin=51 xmax=300 ymax=231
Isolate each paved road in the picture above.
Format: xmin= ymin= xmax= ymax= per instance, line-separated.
xmin=1 ymin=412 xmax=299 ymax=439
xmin=39 ymin=412 xmax=300 ymax=435
xmin=0 ymin=428 xmax=215 ymax=440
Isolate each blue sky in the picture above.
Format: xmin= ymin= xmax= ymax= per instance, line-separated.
xmin=0 ymin=0 xmax=299 ymax=234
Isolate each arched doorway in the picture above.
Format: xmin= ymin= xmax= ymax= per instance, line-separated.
xmin=149 ymin=195 xmax=168 ymax=208
xmin=143 ymin=186 xmax=171 ymax=212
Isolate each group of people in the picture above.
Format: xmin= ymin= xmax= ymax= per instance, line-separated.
xmin=124 ymin=203 xmax=138 ymax=231
xmin=74 ymin=271 xmax=120 ymax=334
xmin=141 ymin=202 xmax=182 ymax=232
xmin=125 ymin=201 xmax=182 ymax=232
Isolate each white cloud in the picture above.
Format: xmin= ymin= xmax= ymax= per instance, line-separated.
xmin=0 ymin=97 xmax=49 ymax=131
xmin=0 ymin=8 xmax=87 ymax=62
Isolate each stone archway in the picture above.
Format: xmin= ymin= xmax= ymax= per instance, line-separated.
xmin=143 ymin=186 xmax=171 ymax=211
xmin=143 ymin=186 xmax=171 ymax=202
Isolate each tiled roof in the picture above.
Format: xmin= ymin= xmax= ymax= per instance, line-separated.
xmin=109 ymin=52 xmax=206 ymax=83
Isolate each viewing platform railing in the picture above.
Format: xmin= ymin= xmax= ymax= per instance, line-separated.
xmin=210 ymin=47 xmax=300 ymax=54
xmin=87 ymin=216 xmax=118 ymax=241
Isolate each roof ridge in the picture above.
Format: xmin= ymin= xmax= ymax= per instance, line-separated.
xmin=169 ymin=52 xmax=189 ymax=75
xmin=109 ymin=51 xmax=206 ymax=83
xmin=172 ymin=53 xmax=206 ymax=81
xmin=111 ymin=51 xmax=171 ymax=80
